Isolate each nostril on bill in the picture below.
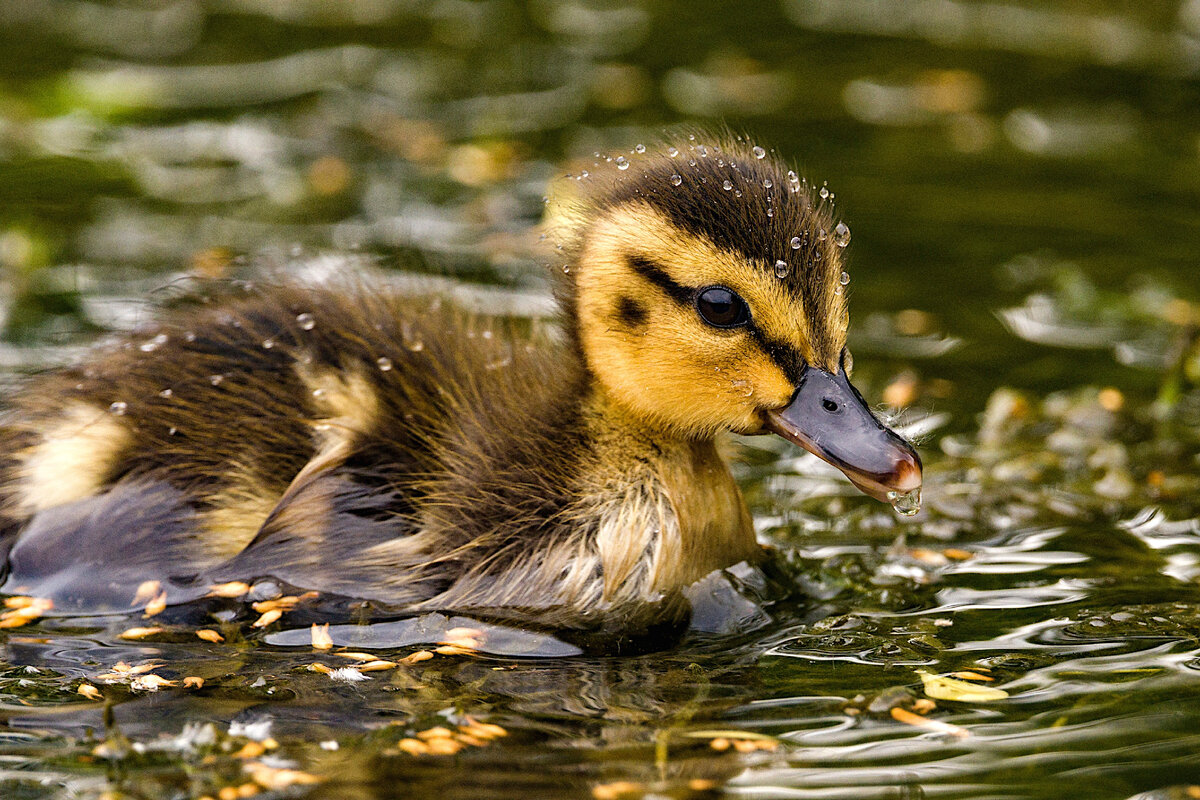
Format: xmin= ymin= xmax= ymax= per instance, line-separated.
xmin=822 ymin=398 xmax=839 ymax=412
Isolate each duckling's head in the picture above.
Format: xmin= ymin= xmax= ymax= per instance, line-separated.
xmin=547 ymin=136 xmax=920 ymax=504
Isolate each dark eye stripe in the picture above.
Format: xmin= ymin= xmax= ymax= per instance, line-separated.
xmin=751 ymin=329 xmax=807 ymax=381
xmin=626 ymin=252 xmax=806 ymax=378
xmin=626 ymin=255 xmax=693 ymax=306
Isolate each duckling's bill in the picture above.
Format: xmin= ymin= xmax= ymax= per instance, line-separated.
xmin=764 ymin=364 xmax=922 ymax=506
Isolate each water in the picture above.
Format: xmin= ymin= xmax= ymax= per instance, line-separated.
xmin=1 ymin=1 xmax=1200 ymax=799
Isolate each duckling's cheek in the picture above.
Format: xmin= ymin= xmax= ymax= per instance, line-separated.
xmin=740 ymin=359 xmax=795 ymax=409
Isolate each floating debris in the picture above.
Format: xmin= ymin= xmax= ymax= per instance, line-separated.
xmin=400 ymin=650 xmax=434 ymax=664
xmin=890 ymin=707 xmax=969 ymax=738
xmin=917 ymin=670 xmax=1009 ymax=702
xmin=118 ymin=626 xmax=165 ymax=640
xmin=252 ymin=609 xmax=282 ymax=628
xmin=144 ymin=589 xmax=168 ymax=617
xmin=207 ymin=582 xmax=251 ymax=599
xmin=310 ymin=623 xmax=332 ymax=650
xmin=0 ymin=596 xmax=53 ymax=628
xmin=131 ymin=580 xmax=162 ymax=606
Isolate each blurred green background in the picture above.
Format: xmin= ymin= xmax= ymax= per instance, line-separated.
xmin=2 ymin=3 xmax=1200 ymax=800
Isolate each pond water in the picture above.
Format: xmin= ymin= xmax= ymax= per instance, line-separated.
xmin=1 ymin=1 xmax=1200 ymax=799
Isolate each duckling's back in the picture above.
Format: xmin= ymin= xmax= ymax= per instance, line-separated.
xmin=0 ymin=281 xmax=591 ymax=611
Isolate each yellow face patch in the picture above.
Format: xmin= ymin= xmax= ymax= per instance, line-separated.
xmin=575 ymin=202 xmax=846 ymax=438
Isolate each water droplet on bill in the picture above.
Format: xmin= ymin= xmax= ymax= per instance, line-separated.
xmin=888 ymin=487 xmax=922 ymax=517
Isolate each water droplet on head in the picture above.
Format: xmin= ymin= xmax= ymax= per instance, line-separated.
xmin=262 ymin=338 xmax=275 ymax=349
xmin=158 ymin=388 xmax=173 ymax=399
xmin=109 ymin=401 xmax=127 ymax=416
xmin=790 ymin=236 xmax=802 ymax=249
xmin=696 ymin=145 xmax=708 ymax=158
xmin=762 ymin=178 xmax=773 ymax=189
xmin=840 ymin=270 xmax=850 ymax=285
xmin=670 ymin=173 xmax=682 ymax=186
xmin=376 ymin=357 xmax=393 ymax=372
xmin=615 ymin=156 xmax=629 ymax=170
xmin=209 ymin=374 xmax=224 ymax=386
xmin=541 ymin=196 xmax=549 ymax=205
xmin=774 ymin=259 xmax=790 ymax=278
xmin=580 ymin=170 xmax=589 ymax=179
xmin=766 ymin=207 xmax=773 ymax=217
xmin=716 ymin=157 xmax=725 ymax=167
xmin=787 ymin=170 xmax=800 ymax=192
xmin=167 ymin=426 xmax=177 ymax=436
xmin=722 ymin=179 xmax=733 ymax=191
xmin=667 ymin=146 xmax=679 ymax=158
xmin=734 ymin=189 xmax=742 ymax=197
xmin=819 ymin=186 xmax=830 ymax=200
xmin=634 ymin=143 xmax=646 ymax=154
xmin=834 ymin=221 xmax=851 ymax=248
xmin=817 ymin=228 xmax=828 ymax=241
xmin=296 ymin=313 xmax=315 ymax=330
xmin=752 ymin=146 xmax=766 ymax=159
xmin=887 ymin=487 xmax=922 ymax=517
xmin=312 ymin=388 xmax=325 ymax=399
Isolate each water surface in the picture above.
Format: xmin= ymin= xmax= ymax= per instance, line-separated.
xmin=1 ymin=2 xmax=1199 ymax=798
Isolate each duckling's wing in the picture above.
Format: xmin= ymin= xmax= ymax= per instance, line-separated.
xmin=1 ymin=480 xmax=214 ymax=610
xmin=213 ymin=467 xmax=444 ymax=605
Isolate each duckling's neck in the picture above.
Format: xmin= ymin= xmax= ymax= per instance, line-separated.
xmin=573 ymin=386 xmax=760 ymax=605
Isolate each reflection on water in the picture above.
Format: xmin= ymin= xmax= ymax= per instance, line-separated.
xmin=2 ymin=0 xmax=1200 ymax=798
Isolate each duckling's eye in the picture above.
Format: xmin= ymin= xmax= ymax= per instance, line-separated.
xmin=695 ymin=286 xmax=750 ymax=329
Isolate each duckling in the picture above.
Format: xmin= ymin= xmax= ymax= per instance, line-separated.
xmin=0 ymin=136 xmax=920 ymax=639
